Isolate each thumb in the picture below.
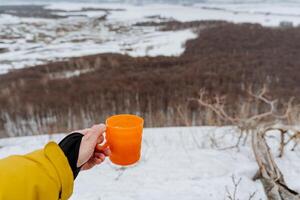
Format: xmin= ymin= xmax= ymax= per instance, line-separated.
xmin=85 ymin=124 xmax=106 ymax=146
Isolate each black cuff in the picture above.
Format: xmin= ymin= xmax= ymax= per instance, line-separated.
xmin=58 ymin=132 xmax=84 ymax=180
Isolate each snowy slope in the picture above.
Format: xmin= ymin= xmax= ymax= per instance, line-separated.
xmin=1 ymin=1 xmax=300 ymax=73
xmin=1 ymin=127 xmax=300 ymax=200
xmin=0 ymin=6 xmax=198 ymax=74
xmin=45 ymin=2 xmax=300 ymax=25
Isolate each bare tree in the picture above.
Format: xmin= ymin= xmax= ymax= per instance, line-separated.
xmin=252 ymin=127 xmax=300 ymax=200
xmin=190 ymin=85 xmax=295 ymax=148
xmin=191 ymin=86 xmax=300 ymax=199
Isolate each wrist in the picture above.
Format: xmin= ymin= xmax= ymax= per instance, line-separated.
xmin=58 ymin=132 xmax=84 ymax=180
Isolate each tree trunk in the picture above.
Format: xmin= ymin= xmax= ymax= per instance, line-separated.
xmin=252 ymin=128 xmax=300 ymax=200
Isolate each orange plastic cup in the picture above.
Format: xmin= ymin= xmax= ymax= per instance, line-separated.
xmin=97 ymin=114 xmax=144 ymax=166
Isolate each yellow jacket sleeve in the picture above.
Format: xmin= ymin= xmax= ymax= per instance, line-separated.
xmin=0 ymin=142 xmax=74 ymax=200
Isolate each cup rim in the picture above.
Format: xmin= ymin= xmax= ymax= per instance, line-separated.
xmin=106 ymin=114 xmax=144 ymax=130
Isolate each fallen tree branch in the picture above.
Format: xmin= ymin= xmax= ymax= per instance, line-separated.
xmin=252 ymin=127 xmax=300 ymax=200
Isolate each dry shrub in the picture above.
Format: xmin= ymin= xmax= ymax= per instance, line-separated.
xmin=0 ymin=22 xmax=300 ymax=136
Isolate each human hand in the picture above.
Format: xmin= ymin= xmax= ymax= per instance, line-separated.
xmin=77 ymin=124 xmax=111 ymax=170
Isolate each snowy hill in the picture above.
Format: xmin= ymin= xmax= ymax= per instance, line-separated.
xmin=2 ymin=1 xmax=300 ymax=73
xmin=1 ymin=127 xmax=300 ymax=199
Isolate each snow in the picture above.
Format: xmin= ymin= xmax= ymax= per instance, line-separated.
xmin=44 ymin=2 xmax=300 ymax=25
xmin=52 ymin=11 xmax=108 ymax=18
xmin=123 ymin=29 xmax=197 ymax=57
xmin=0 ymin=7 xmax=198 ymax=74
xmin=1 ymin=126 xmax=300 ymax=199
xmin=196 ymin=2 xmax=300 ymax=16
xmin=0 ymin=22 xmax=196 ymax=73
xmin=1 ymin=1 xmax=300 ymax=73
xmin=0 ymin=14 xmax=20 ymax=25
xmin=45 ymin=3 xmax=112 ymax=12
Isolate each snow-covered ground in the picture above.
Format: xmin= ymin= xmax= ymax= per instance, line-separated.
xmin=1 ymin=126 xmax=300 ymax=200
xmin=45 ymin=2 xmax=300 ymax=25
xmin=0 ymin=3 xmax=201 ymax=74
xmin=1 ymin=1 xmax=300 ymax=73
xmin=0 ymin=9 xmax=198 ymax=74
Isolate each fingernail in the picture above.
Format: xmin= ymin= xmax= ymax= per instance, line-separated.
xmin=100 ymin=153 xmax=106 ymax=160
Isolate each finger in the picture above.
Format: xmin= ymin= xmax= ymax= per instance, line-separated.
xmin=89 ymin=158 xmax=99 ymax=166
xmin=86 ymin=124 xmax=106 ymax=144
xmin=94 ymin=152 xmax=102 ymax=158
xmin=93 ymin=156 xmax=104 ymax=165
xmin=81 ymin=157 xmax=96 ymax=170
xmin=103 ymin=147 xmax=111 ymax=156
xmin=94 ymin=152 xmax=106 ymax=160
xmin=81 ymin=163 xmax=92 ymax=171
xmin=95 ymin=146 xmax=111 ymax=156
xmin=94 ymin=158 xmax=103 ymax=165
xmin=97 ymin=134 xmax=104 ymax=144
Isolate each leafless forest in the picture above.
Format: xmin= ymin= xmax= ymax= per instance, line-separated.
xmin=0 ymin=22 xmax=300 ymax=137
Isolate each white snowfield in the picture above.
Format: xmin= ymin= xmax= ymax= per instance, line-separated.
xmin=46 ymin=2 xmax=300 ymax=25
xmin=1 ymin=1 xmax=300 ymax=73
xmin=1 ymin=127 xmax=300 ymax=200
xmin=0 ymin=3 xmax=202 ymax=74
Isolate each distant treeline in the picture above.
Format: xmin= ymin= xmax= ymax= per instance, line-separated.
xmin=0 ymin=22 xmax=300 ymax=137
